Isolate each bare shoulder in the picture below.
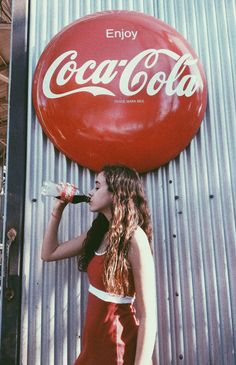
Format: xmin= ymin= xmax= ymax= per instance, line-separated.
xmin=128 ymin=226 xmax=152 ymax=262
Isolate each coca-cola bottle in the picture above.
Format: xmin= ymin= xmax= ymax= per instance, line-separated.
xmin=41 ymin=181 xmax=90 ymax=203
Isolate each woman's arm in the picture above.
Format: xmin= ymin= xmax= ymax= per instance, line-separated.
xmin=128 ymin=227 xmax=157 ymax=365
xmin=41 ymin=199 xmax=87 ymax=261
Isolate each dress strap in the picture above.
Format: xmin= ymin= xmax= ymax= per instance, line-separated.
xmin=88 ymin=283 xmax=135 ymax=304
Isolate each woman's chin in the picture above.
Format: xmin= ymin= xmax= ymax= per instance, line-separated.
xmin=89 ymin=205 xmax=97 ymax=212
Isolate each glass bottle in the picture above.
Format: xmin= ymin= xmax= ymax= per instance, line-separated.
xmin=41 ymin=181 xmax=90 ymax=203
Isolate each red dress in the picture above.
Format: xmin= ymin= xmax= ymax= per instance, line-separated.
xmin=74 ymin=251 xmax=139 ymax=365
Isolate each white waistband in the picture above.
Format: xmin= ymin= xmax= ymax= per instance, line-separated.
xmin=88 ymin=283 xmax=135 ymax=304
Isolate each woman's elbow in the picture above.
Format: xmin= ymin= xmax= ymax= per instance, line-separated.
xmin=41 ymin=251 xmax=53 ymax=262
xmin=139 ymin=312 xmax=158 ymax=332
xmin=41 ymin=254 xmax=49 ymax=262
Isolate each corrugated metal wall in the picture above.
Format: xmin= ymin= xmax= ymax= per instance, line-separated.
xmin=20 ymin=0 xmax=236 ymax=364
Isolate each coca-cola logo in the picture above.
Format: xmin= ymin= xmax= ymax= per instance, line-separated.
xmin=33 ymin=11 xmax=207 ymax=172
xmin=43 ymin=49 xmax=201 ymax=98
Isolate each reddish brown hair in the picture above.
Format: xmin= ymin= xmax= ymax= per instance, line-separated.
xmin=78 ymin=165 xmax=152 ymax=296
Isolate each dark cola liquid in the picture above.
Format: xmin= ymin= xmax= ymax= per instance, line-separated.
xmin=56 ymin=195 xmax=90 ymax=204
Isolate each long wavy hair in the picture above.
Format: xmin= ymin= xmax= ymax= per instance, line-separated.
xmin=77 ymin=165 xmax=153 ymax=296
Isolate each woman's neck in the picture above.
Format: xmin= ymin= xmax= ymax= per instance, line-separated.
xmin=101 ymin=208 xmax=112 ymax=222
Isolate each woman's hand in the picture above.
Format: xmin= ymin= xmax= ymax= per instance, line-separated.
xmin=51 ymin=198 xmax=68 ymax=218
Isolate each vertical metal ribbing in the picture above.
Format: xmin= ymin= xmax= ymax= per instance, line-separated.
xmin=20 ymin=0 xmax=236 ymax=364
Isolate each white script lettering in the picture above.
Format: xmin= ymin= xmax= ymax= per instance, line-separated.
xmin=42 ymin=49 xmax=203 ymax=99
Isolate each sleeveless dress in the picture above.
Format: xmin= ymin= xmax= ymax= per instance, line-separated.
xmin=73 ymin=251 xmax=139 ymax=365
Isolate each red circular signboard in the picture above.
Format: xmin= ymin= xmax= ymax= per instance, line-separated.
xmin=33 ymin=11 xmax=207 ymax=172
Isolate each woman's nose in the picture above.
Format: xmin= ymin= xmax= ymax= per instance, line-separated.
xmin=88 ymin=188 xmax=94 ymax=197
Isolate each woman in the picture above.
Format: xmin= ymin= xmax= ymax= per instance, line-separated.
xmin=42 ymin=165 xmax=157 ymax=365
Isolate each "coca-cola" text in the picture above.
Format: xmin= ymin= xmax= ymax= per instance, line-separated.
xmin=42 ymin=49 xmax=203 ymax=99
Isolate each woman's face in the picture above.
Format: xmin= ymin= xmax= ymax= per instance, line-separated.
xmin=88 ymin=171 xmax=113 ymax=218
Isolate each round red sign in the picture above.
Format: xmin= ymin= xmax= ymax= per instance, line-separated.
xmin=33 ymin=11 xmax=207 ymax=172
